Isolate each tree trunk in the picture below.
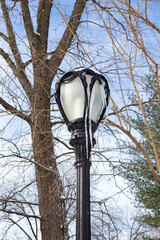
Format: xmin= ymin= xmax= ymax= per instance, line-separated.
xmin=31 ymin=66 xmax=67 ymax=240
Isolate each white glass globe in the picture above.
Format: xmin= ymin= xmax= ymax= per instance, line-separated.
xmin=60 ymin=74 xmax=106 ymax=123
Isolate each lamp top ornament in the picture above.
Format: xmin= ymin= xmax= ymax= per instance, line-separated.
xmin=55 ymin=67 xmax=110 ymax=146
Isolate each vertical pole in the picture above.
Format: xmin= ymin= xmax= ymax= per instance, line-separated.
xmin=74 ymin=142 xmax=91 ymax=240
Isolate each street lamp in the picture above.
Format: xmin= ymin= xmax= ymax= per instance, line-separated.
xmin=55 ymin=68 xmax=110 ymax=240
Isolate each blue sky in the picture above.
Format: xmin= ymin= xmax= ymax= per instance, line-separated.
xmin=0 ymin=0 xmax=160 ymax=239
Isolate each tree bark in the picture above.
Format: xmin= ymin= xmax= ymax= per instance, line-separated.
xmin=31 ymin=60 xmax=67 ymax=239
xmin=32 ymin=125 xmax=66 ymax=240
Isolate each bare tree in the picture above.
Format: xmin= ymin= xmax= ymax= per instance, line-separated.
xmin=0 ymin=0 xmax=88 ymax=239
xmin=91 ymin=0 xmax=160 ymax=180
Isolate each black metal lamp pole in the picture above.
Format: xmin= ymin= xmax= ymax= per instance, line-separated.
xmin=55 ymin=68 xmax=110 ymax=240
xmin=74 ymin=140 xmax=91 ymax=239
xmin=68 ymin=120 xmax=97 ymax=240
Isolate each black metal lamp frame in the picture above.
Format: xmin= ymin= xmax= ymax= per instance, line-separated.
xmin=55 ymin=68 xmax=110 ymax=240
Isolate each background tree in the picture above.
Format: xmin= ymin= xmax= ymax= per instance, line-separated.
xmin=91 ymin=0 xmax=160 ymax=179
xmin=119 ymin=76 xmax=160 ymax=239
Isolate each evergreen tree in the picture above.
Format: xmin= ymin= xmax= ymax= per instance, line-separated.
xmin=123 ymin=75 xmax=160 ymax=238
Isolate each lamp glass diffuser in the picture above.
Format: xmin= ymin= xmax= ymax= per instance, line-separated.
xmin=60 ymin=74 xmax=106 ymax=123
xmin=60 ymin=77 xmax=85 ymax=122
xmin=86 ymin=74 xmax=106 ymax=122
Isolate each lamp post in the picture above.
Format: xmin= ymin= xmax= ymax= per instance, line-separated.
xmin=55 ymin=68 xmax=110 ymax=240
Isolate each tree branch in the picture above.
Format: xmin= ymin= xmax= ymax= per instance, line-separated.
xmin=0 ymin=31 xmax=8 ymax=42
xmin=108 ymin=99 xmax=158 ymax=117
xmin=0 ymin=97 xmax=32 ymax=124
xmin=125 ymin=1 xmax=160 ymax=34
xmin=19 ymin=0 xmax=36 ymax=47
xmin=8 ymin=218 xmax=33 ymax=240
xmin=48 ymin=0 xmax=88 ymax=78
xmin=0 ymin=48 xmax=17 ymax=71
xmin=0 ymin=198 xmax=38 ymax=206
xmin=37 ymin=0 xmax=52 ymax=52
xmin=0 ymin=209 xmax=40 ymax=219
xmin=0 ymin=0 xmax=33 ymax=101
xmin=92 ymin=0 xmax=139 ymax=48
xmin=106 ymin=119 xmax=160 ymax=180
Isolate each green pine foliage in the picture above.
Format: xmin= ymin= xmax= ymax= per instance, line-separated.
xmin=122 ymin=75 xmax=160 ymax=234
xmin=142 ymin=237 xmax=160 ymax=240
